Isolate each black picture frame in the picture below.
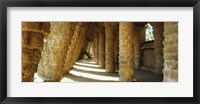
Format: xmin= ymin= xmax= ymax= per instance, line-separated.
xmin=0 ymin=0 xmax=199 ymax=104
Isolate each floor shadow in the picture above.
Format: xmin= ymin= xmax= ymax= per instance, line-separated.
xmin=134 ymin=70 xmax=163 ymax=82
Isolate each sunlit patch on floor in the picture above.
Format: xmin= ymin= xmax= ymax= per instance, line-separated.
xmin=61 ymin=59 xmax=119 ymax=82
xmin=33 ymin=59 xmax=162 ymax=82
xmin=75 ymin=62 xmax=99 ymax=68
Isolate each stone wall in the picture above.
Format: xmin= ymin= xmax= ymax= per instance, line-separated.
xmin=151 ymin=22 xmax=164 ymax=74
xmin=22 ymin=22 xmax=50 ymax=82
xmin=141 ymin=42 xmax=156 ymax=72
xmin=163 ymin=22 xmax=178 ymax=82
xmin=141 ymin=50 xmax=155 ymax=68
xmin=134 ymin=26 xmax=144 ymax=70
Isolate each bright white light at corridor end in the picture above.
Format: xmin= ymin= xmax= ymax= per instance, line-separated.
xmin=44 ymin=39 xmax=47 ymax=43
xmin=75 ymin=62 xmax=99 ymax=68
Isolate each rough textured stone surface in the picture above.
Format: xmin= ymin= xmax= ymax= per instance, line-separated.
xmin=114 ymin=27 xmax=119 ymax=71
xmin=119 ymin=22 xmax=134 ymax=82
xmin=94 ymin=30 xmax=99 ymax=64
xmin=86 ymin=41 xmax=92 ymax=53
xmin=27 ymin=32 xmax=44 ymax=49
xmin=92 ymin=40 xmax=95 ymax=59
xmin=22 ymin=22 xmax=178 ymax=82
xmin=142 ymin=48 xmax=156 ymax=69
xmin=22 ymin=22 xmax=50 ymax=82
xmin=98 ymin=27 xmax=105 ymax=68
xmin=22 ymin=22 xmax=50 ymax=37
xmin=22 ymin=48 xmax=35 ymax=82
xmin=104 ymin=23 xmax=116 ymax=73
xmin=37 ymin=22 xmax=77 ymax=81
xmin=163 ymin=22 xmax=178 ymax=82
xmin=141 ymin=42 xmax=157 ymax=73
xmin=22 ymin=31 xmax=28 ymax=48
xmin=151 ymin=22 xmax=164 ymax=74
xmin=134 ymin=26 xmax=143 ymax=70
xmin=63 ymin=23 xmax=87 ymax=74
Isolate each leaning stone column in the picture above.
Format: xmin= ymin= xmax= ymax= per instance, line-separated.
xmin=104 ymin=23 xmax=115 ymax=73
xmin=163 ymin=22 xmax=178 ymax=82
xmin=63 ymin=23 xmax=87 ymax=73
xmin=98 ymin=26 xmax=105 ymax=68
xmin=151 ymin=22 xmax=164 ymax=74
xmin=22 ymin=22 xmax=50 ymax=82
xmin=119 ymin=22 xmax=134 ymax=82
xmin=37 ymin=22 xmax=76 ymax=81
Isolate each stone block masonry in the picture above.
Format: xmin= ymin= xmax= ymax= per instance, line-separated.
xmin=163 ymin=22 xmax=178 ymax=82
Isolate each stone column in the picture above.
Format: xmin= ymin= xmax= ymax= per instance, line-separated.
xmin=104 ymin=23 xmax=115 ymax=73
xmin=92 ymin=40 xmax=95 ymax=60
xmin=113 ymin=26 xmax=119 ymax=71
xmin=151 ymin=22 xmax=164 ymax=74
xmin=163 ymin=22 xmax=178 ymax=82
xmin=63 ymin=23 xmax=87 ymax=73
xmin=94 ymin=30 xmax=99 ymax=64
xmin=37 ymin=22 xmax=76 ymax=81
xmin=22 ymin=22 xmax=50 ymax=82
xmin=119 ymin=22 xmax=134 ymax=82
xmin=98 ymin=27 xmax=105 ymax=68
xmin=134 ymin=26 xmax=142 ymax=70
xmin=86 ymin=42 xmax=92 ymax=53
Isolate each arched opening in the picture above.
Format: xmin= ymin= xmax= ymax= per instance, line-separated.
xmin=145 ymin=23 xmax=154 ymax=41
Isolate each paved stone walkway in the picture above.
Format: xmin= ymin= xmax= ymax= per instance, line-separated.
xmin=34 ymin=59 xmax=163 ymax=82
xmin=61 ymin=59 xmax=163 ymax=82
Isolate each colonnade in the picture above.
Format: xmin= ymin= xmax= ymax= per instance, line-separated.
xmin=22 ymin=22 xmax=178 ymax=82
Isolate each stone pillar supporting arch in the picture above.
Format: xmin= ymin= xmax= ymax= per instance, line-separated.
xmin=94 ymin=29 xmax=99 ymax=64
xmin=133 ymin=26 xmax=142 ymax=70
xmin=92 ymin=40 xmax=95 ymax=59
xmin=163 ymin=22 xmax=178 ymax=82
xmin=98 ymin=26 xmax=105 ymax=68
xmin=119 ymin=22 xmax=134 ymax=82
xmin=151 ymin=22 xmax=164 ymax=74
xmin=22 ymin=22 xmax=50 ymax=82
xmin=104 ymin=22 xmax=116 ymax=73
xmin=114 ymin=25 xmax=119 ymax=71
xmin=37 ymin=22 xmax=76 ymax=81
xmin=63 ymin=23 xmax=87 ymax=74
xmin=86 ymin=41 xmax=92 ymax=54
